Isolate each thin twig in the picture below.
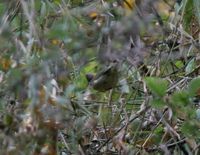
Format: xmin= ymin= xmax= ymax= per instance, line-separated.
xmin=147 ymin=138 xmax=186 ymax=152
xmin=97 ymin=104 xmax=150 ymax=152
xmin=142 ymin=110 xmax=167 ymax=148
xmin=167 ymin=64 xmax=200 ymax=92
xmin=59 ymin=130 xmax=71 ymax=154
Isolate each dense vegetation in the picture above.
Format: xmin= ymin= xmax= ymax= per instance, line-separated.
xmin=0 ymin=0 xmax=200 ymax=154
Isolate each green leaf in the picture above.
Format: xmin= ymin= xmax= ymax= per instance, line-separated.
xmin=53 ymin=0 xmax=61 ymax=5
xmin=0 ymin=3 xmax=6 ymax=16
xmin=196 ymin=109 xmax=200 ymax=120
xmin=65 ymin=84 xmax=76 ymax=98
xmin=82 ymin=61 xmax=98 ymax=73
xmin=119 ymin=79 xmax=130 ymax=94
xmin=153 ymin=125 xmax=164 ymax=144
xmin=175 ymin=60 xmax=184 ymax=69
xmin=129 ymin=118 xmax=142 ymax=131
xmin=193 ymin=0 xmax=200 ymax=25
xmin=188 ymin=77 xmax=200 ymax=97
xmin=145 ymin=77 xmax=168 ymax=97
xmin=183 ymin=0 xmax=194 ymax=31
xmin=3 ymin=114 xmax=13 ymax=126
xmin=7 ymin=68 xmax=23 ymax=88
xmin=185 ymin=58 xmax=195 ymax=74
xmin=181 ymin=120 xmax=200 ymax=138
xmin=48 ymin=22 xmax=68 ymax=40
xmin=40 ymin=1 xmax=47 ymax=18
xmin=71 ymin=0 xmax=84 ymax=7
xmin=150 ymin=98 xmax=166 ymax=109
xmin=98 ymin=107 xmax=112 ymax=126
xmin=172 ymin=91 xmax=190 ymax=106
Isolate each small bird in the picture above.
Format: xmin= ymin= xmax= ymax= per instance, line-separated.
xmin=86 ymin=62 xmax=119 ymax=92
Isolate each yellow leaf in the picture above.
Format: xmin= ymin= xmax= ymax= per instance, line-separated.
xmin=0 ymin=57 xmax=11 ymax=71
xmin=88 ymin=11 xmax=98 ymax=20
xmin=123 ymin=0 xmax=135 ymax=10
xmin=39 ymin=86 xmax=46 ymax=104
xmin=49 ymin=39 xmax=62 ymax=46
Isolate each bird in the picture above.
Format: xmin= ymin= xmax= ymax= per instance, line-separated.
xmin=86 ymin=61 xmax=119 ymax=92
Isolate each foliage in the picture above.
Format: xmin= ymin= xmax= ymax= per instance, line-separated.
xmin=0 ymin=0 xmax=200 ymax=154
